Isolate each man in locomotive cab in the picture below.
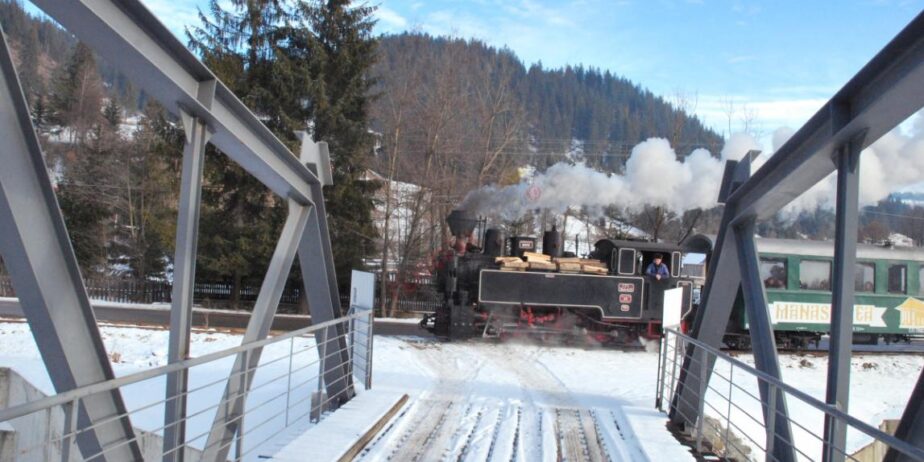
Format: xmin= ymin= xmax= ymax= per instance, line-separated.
xmin=646 ymin=253 xmax=671 ymax=281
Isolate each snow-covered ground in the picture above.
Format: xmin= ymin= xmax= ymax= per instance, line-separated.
xmin=0 ymin=321 xmax=919 ymax=461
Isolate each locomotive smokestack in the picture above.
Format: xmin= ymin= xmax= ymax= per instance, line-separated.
xmin=542 ymin=225 xmax=563 ymax=258
xmin=447 ymin=209 xmax=478 ymax=238
xmin=482 ymin=229 xmax=505 ymax=257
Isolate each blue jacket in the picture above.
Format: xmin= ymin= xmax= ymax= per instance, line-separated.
xmin=646 ymin=262 xmax=670 ymax=279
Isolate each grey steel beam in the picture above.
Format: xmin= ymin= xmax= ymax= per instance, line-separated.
xmin=670 ymin=219 xmax=741 ymax=428
xmin=0 ymin=25 xmax=141 ymax=461
xmin=670 ymin=155 xmax=754 ymax=428
xmin=298 ymin=152 xmax=354 ymax=407
xmin=163 ymin=113 xmax=211 ymax=462
xmin=298 ymin=199 xmax=354 ymax=407
xmin=297 ymin=139 xmax=354 ymax=405
xmin=735 ymin=219 xmax=795 ymax=462
xmin=201 ymin=201 xmax=312 ymax=462
xmin=822 ymin=134 xmax=864 ymax=462
xmin=31 ymin=0 xmax=320 ymax=204
xmin=885 ymin=368 xmax=924 ymax=462
xmin=727 ymin=11 xmax=924 ymax=221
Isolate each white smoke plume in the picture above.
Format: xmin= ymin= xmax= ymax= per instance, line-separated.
xmin=767 ymin=114 xmax=924 ymax=216
xmin=460 ymin=112 xmax=924 ymax=221
xmin=459 ymin=137 xmax=731 ymax=220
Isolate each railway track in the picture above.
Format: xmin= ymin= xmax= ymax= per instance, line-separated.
xmin=361 ymin=398 xmax=628 ymax=462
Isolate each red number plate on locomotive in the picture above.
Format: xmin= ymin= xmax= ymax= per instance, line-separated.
xmin=619 ymin=294 xmax=633 ymax=303
xmin=617 ymin=283 xmax=635 ymax=293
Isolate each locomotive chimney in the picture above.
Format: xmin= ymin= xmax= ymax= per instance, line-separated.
xmin=482 ymin=228 xmax=505 ymax=257
xmin=446 ymin=209 xmax=478 ymax=238
xmin=542 ymin=225 xmax=563 ymax=258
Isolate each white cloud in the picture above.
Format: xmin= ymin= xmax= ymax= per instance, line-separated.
xmin=695 ymin=95 xmax=828 ymax=143
xmin=377 ymin=6 xmax=408 ymax=31
xmin=727 ymin=55 xmax=756 ymax=64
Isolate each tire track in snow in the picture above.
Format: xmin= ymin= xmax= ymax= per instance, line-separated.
xmin=388 ymin=400 xmax=455 ymax=461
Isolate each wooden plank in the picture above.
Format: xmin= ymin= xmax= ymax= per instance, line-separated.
xmin=499 ymin=260 xmax=528 ymax=269
xmin=581 ymin=265 xmax=609 ymax=275
xmin=338 ymin=394 xmax=409 ymax=462
xmin=523 ymin=252 xmax=551 ymax=262
xmin=527 ymin=261 xmax=556 ymax=271
xmin=494 ymin=256 xmax=523 ymax=264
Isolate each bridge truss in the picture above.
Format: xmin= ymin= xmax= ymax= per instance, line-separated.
xmin=671 ymin=11 xmax=924 ymax=462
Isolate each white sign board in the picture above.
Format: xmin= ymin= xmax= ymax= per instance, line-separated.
xmin=662 ymin=287 xmax=684 ymax=329
xmin=349 ymin=270 xmax=375 ymax=311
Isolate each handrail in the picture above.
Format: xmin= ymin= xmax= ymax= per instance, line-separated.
xmin=663 ymin=328 xmax=924 ymax=460
xmin=0 ymin=310 xmax=370 ymax=423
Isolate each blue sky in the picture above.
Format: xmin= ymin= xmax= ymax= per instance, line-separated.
xmin=45 ymin=0 xmax=924 ymax=141
xmin=368 ymin=0 xmax=922 ymax=140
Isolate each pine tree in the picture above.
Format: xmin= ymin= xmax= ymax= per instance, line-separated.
xmin=295 ymin=0 xmax=380 ymax=291
xmin=51 ymin=41 xmax=111 ymax=273
xmin=50 ymin=42 xmax=102 ymax=141
xmin=187 ymin=0 xmax=304 ymax=307
xmin=17 ymin=25 xmax=42 ymax=103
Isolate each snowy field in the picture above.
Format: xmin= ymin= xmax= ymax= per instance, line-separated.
xmin=0 ymin=320 xmax=920 ymax=461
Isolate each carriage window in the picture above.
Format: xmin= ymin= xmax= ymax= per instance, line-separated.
xmin=855 ymin=262 xmax=875 ymax=292
xmin=889 ymin=265 xmax=907 ymax=294
xmin=920 ymin=268 xmax=924 ymax=296
xmin=759 ymin=258 xmax=787 ymax=289
xmin=800 ymin=260 xmax=831 ymax=291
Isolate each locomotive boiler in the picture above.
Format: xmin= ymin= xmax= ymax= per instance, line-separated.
xmin=420 ymin=210 xmax=697 ymax=344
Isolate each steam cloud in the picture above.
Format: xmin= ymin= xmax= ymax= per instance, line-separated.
xmin=460 ymin=112 xmax=924 ymax=221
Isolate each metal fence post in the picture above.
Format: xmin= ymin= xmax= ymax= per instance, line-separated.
xmin=696 ymin=346 xmax=708 ymax=452
xmin=285 ymin=336 xmax=294 ymax=427
xmin=365 ymin=311 xmax=374 ymax=390
xmin=725 ymin=365 xmax=734 ymax=457
xmin=766 ymin=382 xmax=778 ymax=458
xmin=61 ymin=398 xmax=78 ymax=462
xmin=314 ymin=331 xmax=327 ymax=422
xmin=236 ymin=349 xmax=250 ymax=462
xmin=658 ymin=331 xmax=670 ymax=411
xmin=668 ymin=333 xmax=682 ymax=415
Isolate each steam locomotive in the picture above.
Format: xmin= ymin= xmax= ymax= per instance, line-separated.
xmin=420 ymin=210 xmax=697 ymax=344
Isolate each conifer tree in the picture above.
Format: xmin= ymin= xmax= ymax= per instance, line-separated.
xmin=294 ymin=0 xmax=380 ymax=291
xmin=187 ymin=0 xmax=303 ymax=307
xmin=52 ymin=42 xmax=110 ymax=272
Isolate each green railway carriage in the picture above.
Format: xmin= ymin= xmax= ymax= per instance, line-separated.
xmin=684 ymin=235 xmax=924 ymax=348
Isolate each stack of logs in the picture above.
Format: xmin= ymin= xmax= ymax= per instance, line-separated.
xmin=495 ymin=252 xmax=608 ymax=274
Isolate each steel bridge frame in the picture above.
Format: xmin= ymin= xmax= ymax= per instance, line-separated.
xmin=671 ymin=11 xmax=924 ymax=462
xmin=0 ymin=1 xmax=353 ymax=461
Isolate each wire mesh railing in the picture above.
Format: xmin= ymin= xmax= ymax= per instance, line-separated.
xmin=655 ymin=328 xmax=924 ymax=461
xmin=0 ymin=309 xmax=374 ymax=461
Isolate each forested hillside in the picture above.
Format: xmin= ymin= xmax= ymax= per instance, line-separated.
xmin=371 ymin=33 xmax=722 ymax=177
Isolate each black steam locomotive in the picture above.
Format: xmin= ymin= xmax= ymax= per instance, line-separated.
xmin=420 ymin=210 xmax=698 ymax=344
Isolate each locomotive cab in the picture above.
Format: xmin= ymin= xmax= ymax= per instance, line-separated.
xmin=591 ymin=239 xmax=693 ymax=329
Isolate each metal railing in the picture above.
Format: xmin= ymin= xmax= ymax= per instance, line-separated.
xmin=656 ymin=328 xmax=924 ymax=461
xmin=0 ymin=309 xmax=374 ymax=461
xmin=0 ymin=274 xmax=441 ymax=314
